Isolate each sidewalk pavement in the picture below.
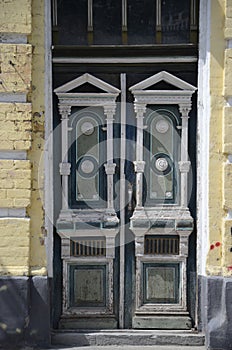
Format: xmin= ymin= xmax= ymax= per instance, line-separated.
xmin=38 ymin=346 xmax=206 ymax=350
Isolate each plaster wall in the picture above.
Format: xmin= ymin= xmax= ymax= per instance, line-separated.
xmin=207 ymin=0 xmax=225 ymax=275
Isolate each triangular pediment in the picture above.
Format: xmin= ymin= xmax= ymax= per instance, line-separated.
xmin=129 ymin=71 xmax=197 ymax=92
xmin=54 ymin=73 xmax=120 ymax=94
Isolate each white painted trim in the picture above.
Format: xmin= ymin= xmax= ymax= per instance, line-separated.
xmin=55 ymin=93 xmax=119 ymax=107
xmin=119 ymin=73 xmax=126 ymax=328
xmin=0 ymin=208 xmax=26 ymax=218
xmin=0 ymin=93 xmax=27 ymax=103
xmin=54 ymin=73 xmax=120 ymax=94
xmin=0 ymin=151 xmax=27 ymax=160
xmin=129 ymin=71 xmax=197 ymax=91
xmin=52 ymin=57 xmax=198 ymax=64
xmin=44 ymin=0 xmax=54 ymax=278
xmin=197 ymin=0 xmax=211 ymax=277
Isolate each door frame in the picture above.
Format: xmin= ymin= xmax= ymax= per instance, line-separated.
xmin=44 ymin=0 xmax=210 ymax=331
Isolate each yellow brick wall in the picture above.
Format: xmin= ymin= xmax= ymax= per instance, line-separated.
xmin=0 ymin=0 xmax=231 ymax=279
xmin=27 ymin=0 xmax=46 ymax=276
xmin=225 ymin=0 xmax=232 ymax=38
xmin=223 ymin=107 xmax=232 ymax=153
xmin=223 ymin=163 xmax=232 ymax=210
xmin=222 ymin=219 xmax=232 ymax=275
xmin=207 ymin=0 xmax=232 ymax=277
xmin=207 ymin=0 xmax=225 ymax=275
xmin=0 ymin=160 xmax=31 ymax=208
xmin=223 ymin=1 xmax=232 ymax=277
xmin=0 ymin=218 xmax=30 ymax=275
xmin=0 ymin=0 xmax=46 ymax=276
xmin=0 ymin=103 xmax=32 ymax=150
xmin=0 ymin=44 xmax=32 ymax=94
xmin=0 ymin=0 xmax=31 ymax=34
xmin=224 ymin=49 xmax=232 ymax=97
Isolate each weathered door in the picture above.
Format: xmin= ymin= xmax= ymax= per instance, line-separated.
xmin=53 ymin=67 xmax=197 ymax=329
xmin=52 ymin=0 xmax=199 ymax=331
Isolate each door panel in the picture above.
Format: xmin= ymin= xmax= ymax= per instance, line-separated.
xmin=53 ymin=67 xmax=197 ymax=329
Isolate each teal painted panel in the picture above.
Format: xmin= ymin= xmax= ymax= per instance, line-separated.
xmin=143 ymin=263 xmax=180 ymax=304
xmin=144 ymin=106 xmax=180 ymax=205
xmin=69 ymin=264 xmax=107 ymax=308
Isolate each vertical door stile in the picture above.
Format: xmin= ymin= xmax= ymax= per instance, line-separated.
xmin=119 ymin=73 xmax=126 ymax=328
xmin=104 ymin=105 xmax=117 ymax=214
xmin=59 ymin=105 xmax=71 ymax=212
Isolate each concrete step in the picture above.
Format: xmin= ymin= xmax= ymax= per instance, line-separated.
xmin=52 ymin=330 xmax=205 ymax=347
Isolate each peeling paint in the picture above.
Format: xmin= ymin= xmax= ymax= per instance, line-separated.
xmin=0 ymin=323 xmax=7 ymax=331
xmin=0 ymin=285 xmax=8 ymax=292
xmin=30 ymin=329 xmax=38 ymax=335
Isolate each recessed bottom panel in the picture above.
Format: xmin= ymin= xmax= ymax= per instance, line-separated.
xmin=143 ymin=263 xmax=180 ymax=304
xmin=59 ymin=315 xmax=118 ymax=329
xmin=69 ymin=264 xmax=107 ymax=308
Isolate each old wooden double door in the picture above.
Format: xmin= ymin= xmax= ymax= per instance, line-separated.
xmin=54 ymin=64 xmax=197 ymax=330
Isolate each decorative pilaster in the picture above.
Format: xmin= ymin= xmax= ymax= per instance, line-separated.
xmin=179 ymin=104 xmax=191 ymax=208
xmin=59 ymin=104 xmax=71 ymax=211
xmin=104 ymin=104 xmax=117 ymax=215
xmin=134 ymin=103 xmax=147 ymax=209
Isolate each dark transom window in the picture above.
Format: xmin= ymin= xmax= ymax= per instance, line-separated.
xmin=52 ymin=0 xmax=198 ymax=46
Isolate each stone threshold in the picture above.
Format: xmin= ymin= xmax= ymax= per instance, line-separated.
xmin=52 ymin=330 xmax=205 ymax=347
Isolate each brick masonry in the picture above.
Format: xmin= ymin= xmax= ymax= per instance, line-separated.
xmin=0 ymin=0 xmax=31 ymax=34
xmin=0 ymin=103 xmax=32 ymax=150
xmin=0 ymin=160 xmax=31 ymax=208
xmin=0 ymin=44 xmax=32 ymax=94
xmin=0 ymin=218 xmax=30 ymax=275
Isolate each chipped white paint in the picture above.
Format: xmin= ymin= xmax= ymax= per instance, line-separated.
xmin=129 ymin=71 xmax=197 ymax=91
xmin=54 ymin=73 xmax=120 ymax=94
xmin=134 ymin=104 xmax=146 ymax=209
xmin=197 ymin=0 xmax=211 ymax=278
xmin=119 ymin=73 xmax=126 ymax=329
xmin=53 ymin=57 xmax=198 ymax=64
